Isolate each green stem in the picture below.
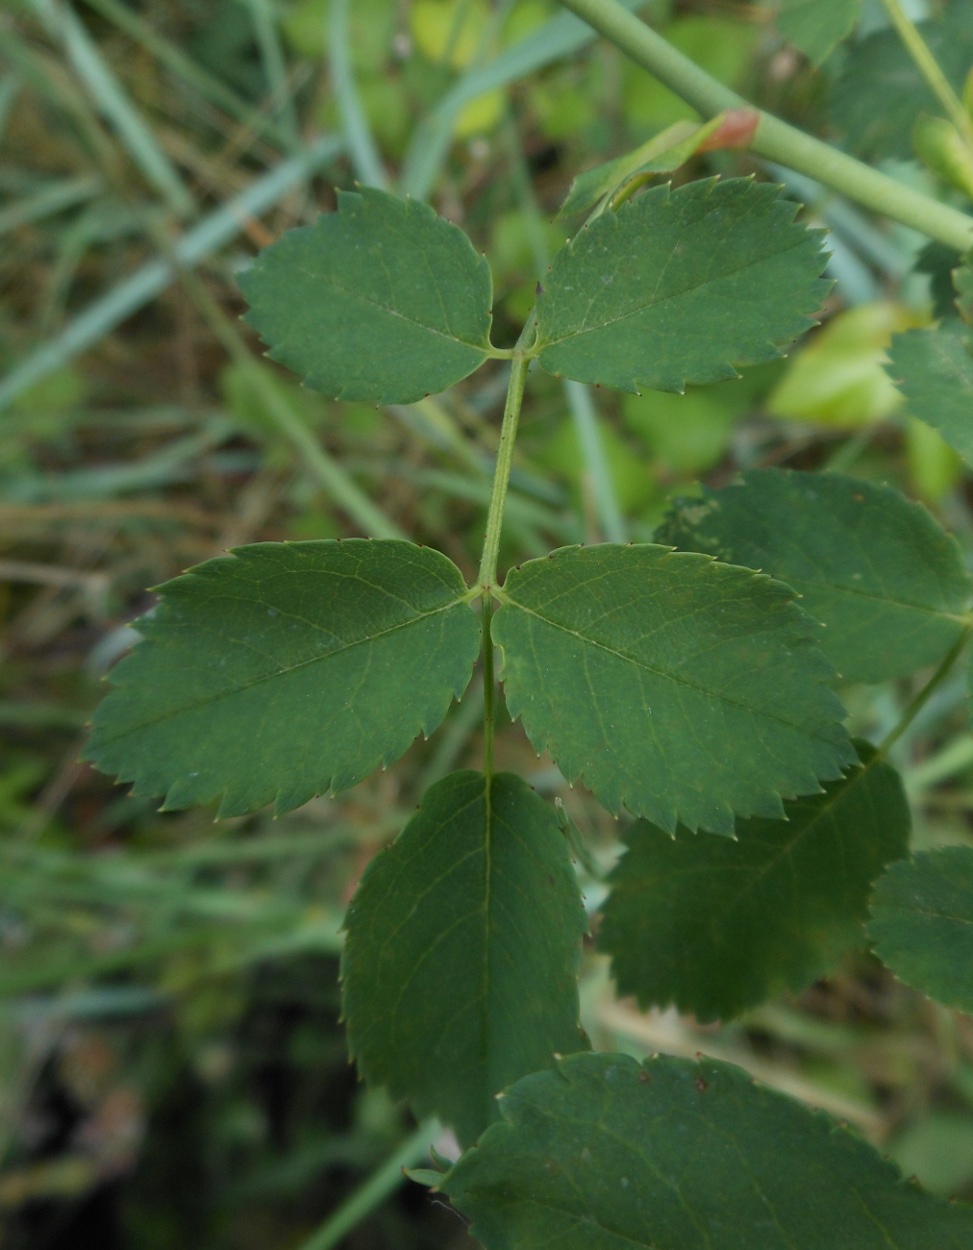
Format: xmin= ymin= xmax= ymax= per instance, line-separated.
xmin=555 ymin=0 xmax=973 ymax=252
xmin=880 ymin=0 xmax=973 ymax=151
xmin=877 ymin=627 xmax=973 ymax=759
xmin=295 ymin=1120 xmax=440 ymax=1250
xmin=477 ymin=351 xmax=531 ymax=589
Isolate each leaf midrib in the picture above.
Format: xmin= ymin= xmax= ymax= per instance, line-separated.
xmin=761 ymin=572 xmax=970 ymax=622
xmin=654 ymin=754 xmax=881 ymax=973
xmin=295 ymin=267 xmax=491 ymax=353
xmin=502 ymin=599 xmax=838 ymax=742
xmin=98 ymin=595 xmax=469 ymax=744
xmin=535 ymin=230 xmax=811 ymax=352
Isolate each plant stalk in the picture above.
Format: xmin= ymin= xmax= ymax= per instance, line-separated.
xmin=877 ymin=626 xmax=973 ymax=759
xmin=880 ymin=0 xmax=973 ymax=152
xmin=477 ymin=351 xmax=531 ymax=589
xmin=555 ymin=0 xmax=973 ymax=252
xmin=295 ymin=1119 xmax=440 ymax=1250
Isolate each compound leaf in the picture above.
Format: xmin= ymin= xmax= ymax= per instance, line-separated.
xmin=342 ymin=771 xmax=588 ymax=1147
xmin=442 ymin=1051 xmax=973 ymax=1250
xmin=658 ymin=469 xmax=971 ymax=684
xmin=86 ymin=540 xmax=480 ymax=817
xmin=493 ymin=544 xmax=854 ymax=836
xmin=868 ymin=847 xmax=973 ymax=1013
xmin=777 ymin=0 xmax=861 ymax=65
xmin=534 ymin=177 xmax=828 ymax=394
xmin=889 ymin=321 xmax=973 ymax=467
xmin=831 ymin=0 xmax=973 ymax=161
xmin=600 ymin=743 xmax=910 ymax=1022
xmin=239 ymin=187 xmax=494 ymax=404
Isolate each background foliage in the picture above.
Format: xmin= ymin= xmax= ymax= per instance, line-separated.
xmin=4 ymin=1 xmax=973 ymax=1247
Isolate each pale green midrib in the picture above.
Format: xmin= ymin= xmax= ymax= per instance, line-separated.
xmin=474 ymin=1091 xmax=709 ymax=1248
xmin=481 ymin=775 xmax=495 ymax=1129
xmin=662 ymin=756 xmax=879 ymax=970
xmin=96 ymin=595 xmax=471 ymax=745
xmin=884 ymin=906 xmax=973 ymax=926
xmin=720 ymin=565 xmax=971 ymax=624
xmin=287 ymin=267 xmax=493 ymax=354
xmin=534 ymin=225 xmax=815 ymax=351
xmin=502 ymin=599 xmax=844 ymax=743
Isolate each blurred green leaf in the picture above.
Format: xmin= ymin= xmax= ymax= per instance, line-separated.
xmin=831 ymin=0 xmax=973 ymax=160
xmin=869 ymin=847 xmax=973 ymax=1013
xmin=777 ymin=0 xmax=861 ymax=66
xmin=342 ymin=771 xmax=588 ymax=1146
xmin=768 ymin=303 xmax=919 ymax=425
xmin=889 ymin=320 xmax=973 ymax=467
xmin=600 ymin=743 xmax=910 ymax=1022
xmin=657 ymin=469 xmax=972 ymax=683
xmin=890 ymin=1112 xmax=973 ymax=1197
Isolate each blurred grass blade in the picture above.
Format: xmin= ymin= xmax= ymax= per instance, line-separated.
xmin=297 ymin=1120 xmax=440 ymax=1250
xmin=0 ymin=174 xmax=102 ymax=237
xmin=80 ymin=0 xmax=298 ymax=151
xmin=401 ymin=0 xmax=647 ymax=200
xmin=0 ymin=72 xmax=19 ymax=141
xmin=0 ymin=134 xmax=342 ymax=413
xmin=29 ymin=0 xmax=195 ymax=217
xmin=240 ymin=0 xmax=302 ymax=147
xmin=564 ymin=379 xmax=626 ymax=541
xmin=329 ymin=0 xmax=388 ymax=189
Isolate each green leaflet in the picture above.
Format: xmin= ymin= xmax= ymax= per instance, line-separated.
xmin=890 ymin=321 xmax=973 ymax=468
xmin=86 ymin=540 xmax=480 ymax=817
xmin=831 ymin=0 xmax=973 ymax=161
xmin=534 ymin=177 xmax=829 ymax=394
xmin=341 ymin=771 xmax=589 ymax=1147
xmin=558 ymin=117 xmax=725 ymax=219
xmin=493 ymin=544 xmax=854 ymax=836
xmin=658 ymin=469 xmax=972 ymax=684
xmin=777 ymin=0 xmax=861 ymax=65
xmin=239 ymin=187 xmax=494 ymax=404
xmin=600 ymin=743 xmax=911 ymax=1022
xmin=442 ymin=1052 xmax=973 ymax=1250
xmin=869 ymin=847 xmax=973 ymax=1014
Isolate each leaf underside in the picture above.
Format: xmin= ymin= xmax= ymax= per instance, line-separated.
xmin=889 ymin=321 xmax=973 ymax=468
xmin=86 ymin=540 xmax=480 ymax=817
xmin=831 ymin=0 xmax=973 ymax=161
xmin=341 ymin=771 xmax=589 ymax=1147
xmin=442 ymin=1051 xmax=973 ymax=1250
xmin=239 ymin=187 xmax=494 ymax=404
xmin=559 ymin=118 xmax=723 ymax=219
xmin=534 ymin=177 xmax=829 ymax=393
xmin=600 ymin=742 xmax=911 ymax=1022
xmin=657 ymin=469 xmax=972 ymax=684
xmin=868 ymin=846 xmax=973 ymax=1014
xmin=777 ymin=0 xmax=861 ymax=66
xmin=493 ymin=543 xmax=855 ymax=836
